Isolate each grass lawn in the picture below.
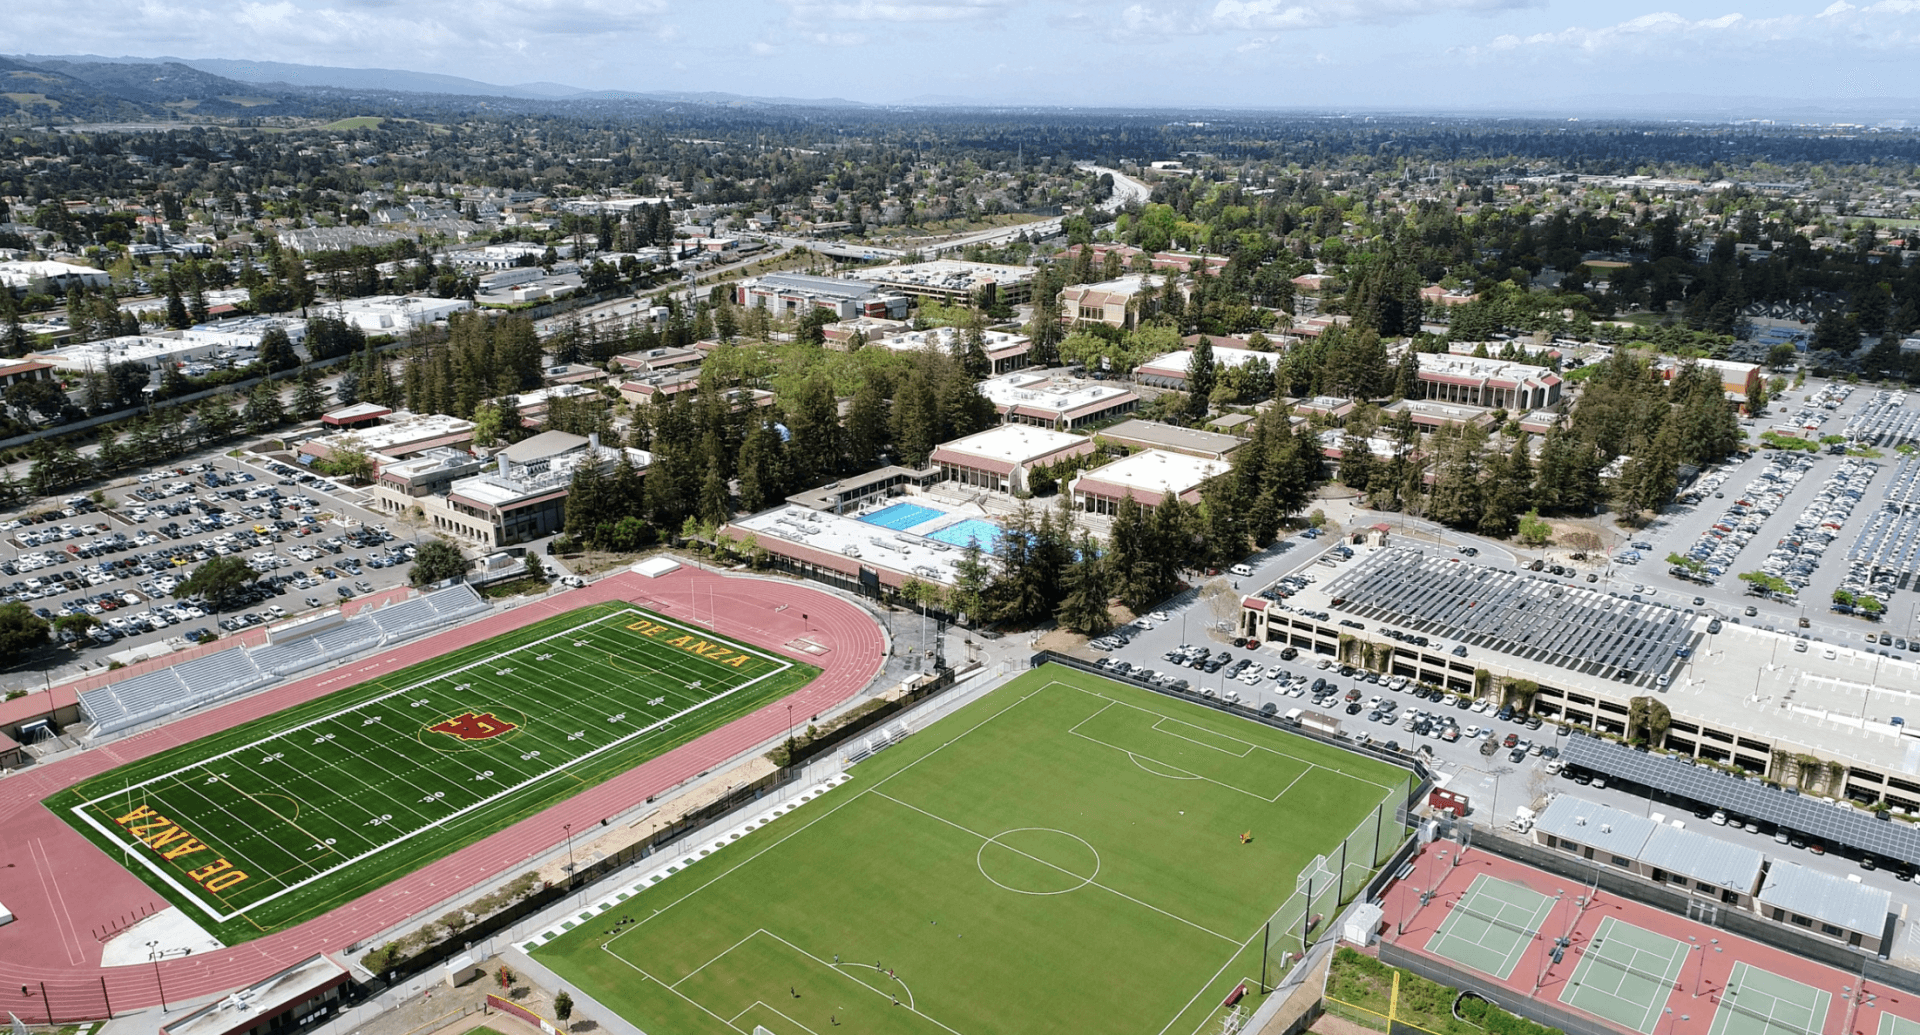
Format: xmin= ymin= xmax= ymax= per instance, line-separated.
xmin=532 ymin=665 xmax=1411 ymax=1035
xmin=319 ymin=116 xmax=384 ymax=130
xmin=48 ymin=602 xmax=815 ymax=944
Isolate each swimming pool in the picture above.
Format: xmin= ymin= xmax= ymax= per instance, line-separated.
xmin=926 ymin=518 xmax=1005 ymax=554
xmin=859 ymin=503 xmax=945 ymax=531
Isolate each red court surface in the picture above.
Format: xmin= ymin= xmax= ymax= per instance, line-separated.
xmin=1380 ymin=843 xmax=1913 ymax=1035
xmin=0 ymin=566 xmax=887 ymax=1021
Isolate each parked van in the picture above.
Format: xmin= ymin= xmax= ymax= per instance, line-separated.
xmin=1230 ymin=563 xmax=1254 ymax=577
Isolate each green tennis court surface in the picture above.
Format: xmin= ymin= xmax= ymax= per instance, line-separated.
xmin=1878 ymin=1012 xmax=1920 ymax=1035
xmin=1426 ymin=874 xmax=1555 ymax=980
xmin=531 ymin=665 xmax=1412 ymax=1035
xmin=48 ymin=602 xmax=816 ymax=944
xmin=1561 ymin=915 xmax=1690 ymax=1034
xmin=1708 ymin=961 xmax=1832 ymax=1035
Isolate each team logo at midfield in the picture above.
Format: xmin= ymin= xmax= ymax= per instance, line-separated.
xmin=430 ymin=711 xmax=518 ymax=741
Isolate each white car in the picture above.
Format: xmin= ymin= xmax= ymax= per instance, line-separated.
xmin=1149 ymin=611 xmax=1170 ymax=621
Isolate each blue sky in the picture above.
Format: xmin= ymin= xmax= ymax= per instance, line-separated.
xmin=8 ymin=0 xmax=1919 ymax=110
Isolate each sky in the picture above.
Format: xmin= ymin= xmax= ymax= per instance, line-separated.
xmin=6 ymin=0 xmax=1920 ymax=112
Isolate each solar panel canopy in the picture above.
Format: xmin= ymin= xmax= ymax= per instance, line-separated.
xmin=1562 ymin=735 xmax=1920 ymax=867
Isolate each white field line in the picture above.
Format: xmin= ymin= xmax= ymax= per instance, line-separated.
xmin=74 ymin=606 xmax=792 ymax=923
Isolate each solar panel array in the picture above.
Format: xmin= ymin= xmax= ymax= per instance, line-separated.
xmin=1323 ymin=548 xmax=1696 ymax=688
xmin=1562 ymin=735 xmax=1920 ymax=866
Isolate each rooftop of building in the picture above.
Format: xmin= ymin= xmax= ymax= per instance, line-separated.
xmin=320 ymin=411 xmax=475 ymax=453
xmin=882 ymin=325 xmax=1031 ymax=357
xmin=1533 ymin=794 xmax=1661 ymax=858
xmin=976 ymin=371 xmax=1138 ymax=414
xmin=745 ymin=272 xmax=887 ymax=298
xmin=1638 ymin=818 xmax=1766 ymax=891
xmin=1382 ymin=398 xmax=1498 ymax=424
xmin=1096 ymin=419 xmax=1246 ymax=458
xmin=1263 ymin=545 xmax=1920 ymax=777
xmin=1756 ymin=860 xmax=1892 ymax=933
xmin=1077 ymin=448 xmax=1226 ymax=497
xmin=935 ymin=424 xmax=1091 ymax=466
xmin=1137 ymin=345 xmax=1282 ymax=376
xmin=845 ymin=259 xmax=1036 ymax=288
xmin=732 ymin=502 xmax=975 ymax=586
xmin=1417 ymin=352 xmax=1562 ymax=385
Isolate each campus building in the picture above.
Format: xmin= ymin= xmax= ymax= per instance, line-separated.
xmin=735 ymin=273 xmax=910 ymax=321
xmin=844 ymin=259 xmax=1036 ymax=308
xmin=930 ymin=425 xmax=1096 ymax=495
xmin=880 ymin=326 xmax=1033 ymax=375
xmin=1133 ymin=344 xmax=1280 ymax=391
xmin=1416 ymin=354 xmax=1563 ymax=411
xmin=974 ymin=371 xmax=1139 ymax=430
xmin=1070 ymin=449 xmax=1226 ymax=515
xmin=1094 ymin=419 xmax=1245 ymax=460
xmin=1057 ymin=275 xmax=1162 ymax=330
xmin=422 ymin=431 xmax=648 ymax=547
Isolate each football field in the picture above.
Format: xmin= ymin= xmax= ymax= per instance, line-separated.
xmin=532 ymin=665 xmax=1413 ymax=1035
xmin=48 ymin=601 xmax=818 ymax=944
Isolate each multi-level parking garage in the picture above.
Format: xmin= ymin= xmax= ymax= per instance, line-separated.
xmin=1325 ymin=548 xmax=1696 ymax=688
xmin=1240 ymin=543 xmax=1920 ymax=815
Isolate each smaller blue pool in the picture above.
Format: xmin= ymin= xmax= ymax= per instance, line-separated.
xmin=859 ymin=503 xmax=945 ymax=531
xmin=927 ymin=518 xmax=1006 ymax=555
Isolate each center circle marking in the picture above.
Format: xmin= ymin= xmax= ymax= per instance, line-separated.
xmin=976 ymin=828 xmax=1101 ymax=896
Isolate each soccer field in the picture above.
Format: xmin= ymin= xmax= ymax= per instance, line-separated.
xmin=532 ymin=665 xmax=1413 ymax=1035
xmin=48 ymin=601 xmax=818 ymax=944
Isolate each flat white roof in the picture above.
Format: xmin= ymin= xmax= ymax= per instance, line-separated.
xmin=976 ymin=371 xmax=1135 ymax=415
xmin=939 ymin=424 xmax=1086 ymax=466
xmin=733 ymin=504 xmax=973 ymax=585
xmin=1138 ymin=346 xmax=1278 ymax=375
xmin=328 ymin=413 xmax=475 ymax=452
xmin=846 ymin=259 xmax=1035 ymax=288
xmin=32 ymin=334 xmax=216 ymax=370
xmin=1079 ymin=448 xmax=1225 ymax=496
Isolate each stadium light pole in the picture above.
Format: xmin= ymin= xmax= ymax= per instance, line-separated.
xmin=146 ymin=940 xmax=167 ymax=1012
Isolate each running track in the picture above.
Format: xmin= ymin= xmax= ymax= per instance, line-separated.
xmin=0 ymin=567 xmax=886 ymax=1021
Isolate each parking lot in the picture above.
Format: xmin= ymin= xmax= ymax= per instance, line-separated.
xmin=1607 ymin=379 xmax=1920 ymax=654
xmin=0 ymin=447 xmax=424 ymax=691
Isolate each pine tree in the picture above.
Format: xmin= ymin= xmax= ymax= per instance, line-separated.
xmin=292 ymin=370 xmax=327 ymax=421
xmin=1185 ymin=337 xmax=1216 ymax=421
xmin=698 ymin=468 xmax=732 ymax=526
xmin=1055 ymin=535 xmax=1113 ymax=635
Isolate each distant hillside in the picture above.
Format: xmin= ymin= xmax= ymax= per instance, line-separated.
xmin=29 ymin=58 xmax=294 ymax=114
xmin=0 ymin=55 xmax=154 ymax=121
xmin=171 ymin=57 xmax=584 ymax=100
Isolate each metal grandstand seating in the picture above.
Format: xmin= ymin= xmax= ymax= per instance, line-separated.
xmin=78 ymin=647 xmax=270 ymax=736
xmin=79 ymin=586 xmax=493 ymax=738
xmin=368 ymin=584 xmax=488 ymax=639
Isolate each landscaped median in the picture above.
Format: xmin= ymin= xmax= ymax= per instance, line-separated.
xmin=1324 ymin=947 xmax=1564 ymax=1035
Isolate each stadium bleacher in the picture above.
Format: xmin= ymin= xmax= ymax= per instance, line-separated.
xmin=77 ymin=585 xmax=493 ymax=738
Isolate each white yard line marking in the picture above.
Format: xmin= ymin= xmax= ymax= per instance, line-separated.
xmin=75 ymin=606 xmax=793 ymax=923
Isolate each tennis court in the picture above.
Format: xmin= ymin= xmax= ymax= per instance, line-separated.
xmin=1426 ymin=874 xmax=1555 ymax=980
xmin=859 ymin=503 xmax=944 ymax=531
xmin=926 ymin=517 xmax=1005 ymax=554
xmin=1560 ymin=915 xmax=1690 ymax=1034
xmin=1878 ymin=1013 xmax=1920 ymax=1035
xmin=1707 ymin=961 xmax=1832 ymax=1035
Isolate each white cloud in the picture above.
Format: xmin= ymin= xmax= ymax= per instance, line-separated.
xmin=1464 ymin=1 xmax=1920 ymax=61
xmin=1209 ymin=0 xmax=1538 ymax=31
xmin=0 ymin=0 xmax=672 ymax=75
xmin=776 ymin=0 xmax=1019 ymax=23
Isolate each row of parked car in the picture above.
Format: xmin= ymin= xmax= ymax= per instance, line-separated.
xmin=1676 ymin=452 xmax=1816 ymax=585
xmin=1758 ymin=457 xmax=1876 ymax=595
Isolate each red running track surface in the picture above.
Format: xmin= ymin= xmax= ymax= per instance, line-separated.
xmin=0 ymin=568 xmax=886 ymax=1020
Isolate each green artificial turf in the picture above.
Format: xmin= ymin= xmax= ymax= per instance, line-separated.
xmin=532 ymin=664 xmax=1412 ymax=1035
xmin=48 ymin=601 xmax=817 ymax=944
